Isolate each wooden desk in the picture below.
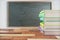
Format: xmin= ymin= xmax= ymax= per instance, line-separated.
xmin=0 ymin=29 xmax=57 ymax=40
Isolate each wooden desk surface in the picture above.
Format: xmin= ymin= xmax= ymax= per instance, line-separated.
xmin=0 ymin=29 xmax=57 ymax=40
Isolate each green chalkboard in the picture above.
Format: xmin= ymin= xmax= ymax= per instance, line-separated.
xmin=8 ymin=2 xmax=51 ymax=27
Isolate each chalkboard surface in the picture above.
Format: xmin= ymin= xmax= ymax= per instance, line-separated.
xmin=8 ymin=2 xmax=51 ymax=27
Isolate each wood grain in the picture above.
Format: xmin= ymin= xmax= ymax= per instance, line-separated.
xmin=0 ymin=29 xmax=57 ymax=40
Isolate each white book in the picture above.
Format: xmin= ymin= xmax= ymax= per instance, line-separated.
xmin=44 ymin=28 xmax=60 ymax=31
xmin=44 ymin=22 xmax=60 ymax=26
xmin=44 ymin=10 xmax=60 ymax=17
xmin=44 ymin=26 xmax=60 ymax=29
xmin=44 ymin=31 xmax=60 ymax=35
xmin=44 ymin=17 xmax=60 ymax=22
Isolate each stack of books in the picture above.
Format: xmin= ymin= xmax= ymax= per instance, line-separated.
xmin=44 ymin=10 xmax=60 ymax=35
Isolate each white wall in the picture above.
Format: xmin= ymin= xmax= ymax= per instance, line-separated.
xmin=0 ymin=0 xmax=7 ymax=28
xmin=52 ymin=0 xmax=60 ymax=10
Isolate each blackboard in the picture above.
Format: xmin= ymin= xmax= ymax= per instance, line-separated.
xmin=8 ymin=2 xmax=51 ymax=27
